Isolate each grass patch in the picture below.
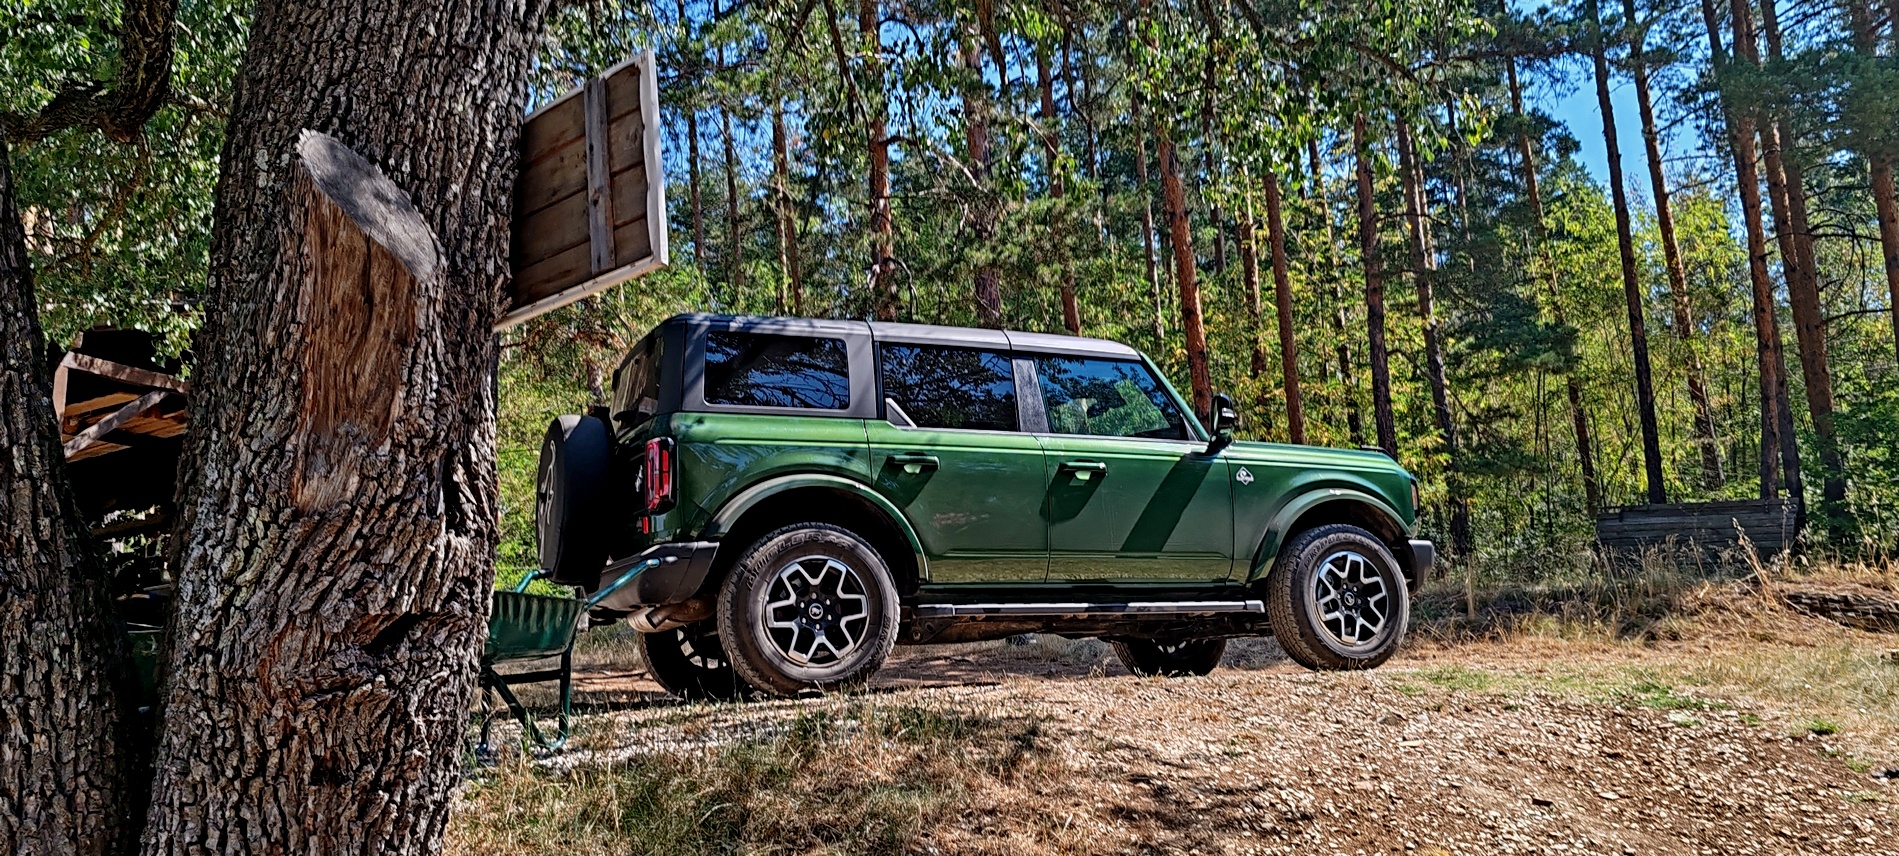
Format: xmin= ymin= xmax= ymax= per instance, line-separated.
xmin=1618 ymin=679 xmax=1721 ymax=712
xmin=447 ymin=701 xmax=1046 ymax=856
xmin=1801 ymin=717 xmax=1843 ymax=737
xmin=1418 ymin=665 xmax=1497 ymax=692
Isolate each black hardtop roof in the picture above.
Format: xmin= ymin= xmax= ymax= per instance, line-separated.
xmin=659 ymin=313 xmax=1143 ymax=360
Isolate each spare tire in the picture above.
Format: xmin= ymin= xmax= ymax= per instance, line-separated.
xmin=536 ymin=414 xmax=610 ymax=586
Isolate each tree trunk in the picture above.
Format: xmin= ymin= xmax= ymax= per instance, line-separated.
xmin=1756 ymin=0 xmax=1845 ymax=509
xmin=1707 ymin=0 xmax=1801 ymax=502
xmin=961 ymin=26 xmax=1000 ymax=327
xmin=1625 ymin=0 xmax=1722 ymax=490
xmin=1158 ymin=129 xmax=1211 ymax=417
xmin=1396 ymin=119 xmax=1468 ymax=554
xmin=861 ymin=0 xmax=898 ymax=320
xmin=143 ymin=0 xmax=549 ymax=849
xmin=1509 ymin=59 xmax=1601 ymax=513
xmin=680 ymin=0 xmax=705 ymax=263
xmin=1355 ymin=114 xmax=1396 ymax=457
xmin=1135 ymin=102 xmax=1165 ymax=343
xmin=1 ymin=138 xmax=140 ymax=856
xmin=721 ymin=103 xmax=743 ymax=296
xmin=1875 ymin=159 xmax=1899 ymax=364
xmin=1590 ymin=0 xmax=1667 ymax=505
xmin=771 ymin=104 xmax=804 ymax=315
xmin=1239 ymin=199 xmax=1272 ymax=432
xmin=1264 ymin=172 xmax=1305 ymax=444
xmin=1312 ymin=137 xmax=1363 ymax=446
xmin=1202 ymin=56 xmax=1224 ymax=275
xmin=1038 ymin=47 xmax=1080 ymax=333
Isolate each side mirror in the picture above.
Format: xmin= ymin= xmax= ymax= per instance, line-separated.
xmin=1206 ymin=392 xmax=1238 ymax=454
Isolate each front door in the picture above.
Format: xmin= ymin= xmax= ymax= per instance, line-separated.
xmin=866 ymin=343 xmax=1047 ymax=584
xmin=1033 ymin=355 xmax=1233 ymax=584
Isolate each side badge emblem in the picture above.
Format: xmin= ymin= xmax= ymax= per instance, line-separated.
xmin=1235 ymin=467 xmax=1255 ymax=485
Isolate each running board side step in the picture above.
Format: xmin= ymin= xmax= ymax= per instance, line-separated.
xmin=911 ymin=600 xmax=1264 ymax=619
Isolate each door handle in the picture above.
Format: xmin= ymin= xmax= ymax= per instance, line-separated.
xmin=1058 ymin=460 xmax=1107 ymax=480
xmin=886 ymin=453 xmax=940 ymax=473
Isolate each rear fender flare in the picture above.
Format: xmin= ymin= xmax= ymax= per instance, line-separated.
xmin=704 ymin=473 xmax=929 ymax=581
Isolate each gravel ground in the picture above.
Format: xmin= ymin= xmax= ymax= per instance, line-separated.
xmin=538 ymin=635 xmax=1899 ymax=855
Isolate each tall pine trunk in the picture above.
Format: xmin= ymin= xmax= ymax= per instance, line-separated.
xmin=679 ymin=0 xmax=705 ymax=262
xmin=1159 ymin=129 xmax=1211 ymax=417
xmin=143 ymin=0 xmax=549 ymax=851
xmin=771 ymin=104 xmax=804 ymax=315
xmin=1312 ymin=137 xmax=1364 ymax=446
xmin=1625 ymin=0 xmax=1723 ymax=490
xmin=1 ymin=138 xmax=139 ymax=856
xmin=963 ymin=25 xmax=1001 ymax=327
xmin=1135 ymin=102 xmax=1165 ymax=343
xmin=1038 ymin=47 xmax=1080 ymax=333
xmin=1355 ymin=114 xmax=1397 ymax=457
xmin=1509 ymin=59 xmax=1601 ymax=513
xmin=1239 ymin=199 xmax=1272 ymax=432
xmin=1396 ymin=119 xmax=1469 ymax=554
xmin=1756 ymin=0 xmax=1845 ymax=509
xmin=1264 ymin=172 xmax=1305 ymax=444
xmin=1707 ymin=0 xmax=1801 ymax=502
xmin=1591 ymin=0 xmax=1668 ymax=505
xmin=861 ymin=0 xmax=898 ymax=320
xmin=721 ymin=102 xmax=743 ymax=295
xmin=1851 ymin=0 xmax=1899 ymax=365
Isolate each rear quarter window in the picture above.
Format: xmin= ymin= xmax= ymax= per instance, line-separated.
xmin=704 ymin=332 xmax=851 ymax=410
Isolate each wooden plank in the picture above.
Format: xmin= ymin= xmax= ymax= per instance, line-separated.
xmin=514 ymin=191 xmax=590 ymax=267
xmin=63 ymin=391 xmax=168 ymax=459
xmin=520 ymin=95 xmax=585 ymax=165
xmin=66 ymin=441 xmax=129 ymax=463
xmin=61 ymin=352 xmax=189 ymax=394
xmin=611 ymin=212 xmax=653 ymax=269
xmin=91 ymin=511 xmax=171 ymax=539
xmin=606 ymin=110 xmax=647 ymax=175
xmin=514 ymin=242 xmax=594 ymax=305
xmin=604 ymin=61 xmax=643 ymax=122
xmin=61 ymin=392 xmax=139 ymax=427
xmin=607 ymin=163 xmax=648 ymax=228
xmin=516 ymin=135 xmax=587 ymax=217
xmin=583 ymin=75 xmax=616 ymax=275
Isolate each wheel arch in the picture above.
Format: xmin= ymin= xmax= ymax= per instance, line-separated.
xmin=1247 ymin=490 xmax=1415 ymax=589
xmin=702 ymin=474 xmax=927 ymax=597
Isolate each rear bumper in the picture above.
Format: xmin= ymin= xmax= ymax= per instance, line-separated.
xmin=1400 ymin=538 xmax=1437 ymax=585
xmin=591 ymin=540 xmax=718 ymax=613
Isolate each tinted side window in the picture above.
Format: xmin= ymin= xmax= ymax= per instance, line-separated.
xmin=611 ymin=334 xmax=663 ymax=429
xmin=880 ymin=345 xmax=1018 ymax=431
xmin=1036 ymin=357 xmax=1190 ymax=440
xmin=704 ymin=332 xmax=851 ymax=410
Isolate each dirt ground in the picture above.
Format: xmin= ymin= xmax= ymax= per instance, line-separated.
xmin=483 ymin=591 xmax=1899 ymax=855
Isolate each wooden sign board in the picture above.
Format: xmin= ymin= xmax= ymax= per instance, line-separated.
xmin=500 ymin=50 xmax=670 ymax=329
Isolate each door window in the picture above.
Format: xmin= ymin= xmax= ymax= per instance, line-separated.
xmin=879 ymin=344 xmax=1018 ymax=431
xmin=1035 ymin=357 xmax=1190 ymax=440
xmin=610 ymin=333 xmax=663 ymax=429
xmin=703 ymin=332 xmax=851 ymax=410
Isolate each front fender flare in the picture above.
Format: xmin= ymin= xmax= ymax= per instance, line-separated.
xmin=703 ymin=473 xmax=930 ymax=581
xmin=1245 ymin=488 xmax=1408 ymax=583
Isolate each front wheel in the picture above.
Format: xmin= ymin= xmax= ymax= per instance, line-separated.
xmin=1111 ymin=638 xmax=1227 ymax=677
xmin=716 ymin=524 xmax=900 ymax=698
xmin=637 ymin=620 xmax=755 ymax=702
xmin=1263 ymin=524 xmax=1410 ymax=671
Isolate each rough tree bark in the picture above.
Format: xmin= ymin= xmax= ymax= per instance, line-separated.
xmin=1851 ymin=0 xmax=1899 ymax=364
xmin=1158 ymin=129 xmax=1211 ymax=417
xmin=2 ymin=1 xmax=179 ymax=851
xmin=1135 ymin=101 xmax=1165 ymax=343
xmin=1239 ymin=200 xmax=1273 ymax=433
xmin=1755 ymin=0 xmax=1845 ymax=509
xmin=1311 ymin=137 xmax=1363 ymax=446
xmin=1624 ymin=0 xmax=1723 ymax=490
xmin=679 ymin=0 xmax=706 ymax=262
xmin=1509 ymin=59 xmax=1601 ymax=513
xmin=1264 ymin=172 xmax=1305 ymax=444
xmin=860 ymin=0 xmax=898 ymax=320
xmin=1703 ymin=0 xmax=1802 ymax=503
xmin=1 ymin=138 xmax=140 ymax=856
xmin=1355 ymin=114 xmax=1397 ymax=457
xmin=1396 ymin=119 xmax=1469 ymax=555
xmin=962 ymin=24 xmax=1001 ymax=327
xmin=721 ymin=95 xmax=743 ymax=294
xmin=142 ymin=0 xmax=549 ymax=850
xmin=1590 ymin=0 xmax=1667 ymax=505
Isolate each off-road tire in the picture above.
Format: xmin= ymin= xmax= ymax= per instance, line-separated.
xmin=716 ymin=524 xmax=900 ymax=698
xmin=1110 ymin=638 xmax=1227 ymax=677
xmin=637 ymin=619 xmax=755 ymax=702
xmin=535 ymin=414 xmax=610 ymax=586
xmin=1264 ymin=524 xmax=1409 ymax=671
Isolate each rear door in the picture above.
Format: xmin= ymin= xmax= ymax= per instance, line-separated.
xmin=865 ymin=340 xmax=1048 ymax=584
xmin=1031 ymin=355 xmax=1233 ymax=585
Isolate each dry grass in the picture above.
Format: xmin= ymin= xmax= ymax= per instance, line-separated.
xmin=448 ymin=701 xmax=1049 ymax=856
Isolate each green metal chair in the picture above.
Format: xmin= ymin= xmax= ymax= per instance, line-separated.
xmin=476 ymin=557 xmax=661 ymax=753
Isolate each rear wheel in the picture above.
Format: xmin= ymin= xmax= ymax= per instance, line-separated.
xmin=637 ymin=620 xmax=754 ymax=702
xmin=1264 ymin=524 xmax=1409 ymax=671
xmin=717 ymin=524 xmax=899 ymax=698
xmin=1111 ymin=638 xmax=1227 ymax=677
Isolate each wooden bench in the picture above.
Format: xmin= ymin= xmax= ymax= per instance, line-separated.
xmin=1595 ymin=499 xmax=1798 ymax=560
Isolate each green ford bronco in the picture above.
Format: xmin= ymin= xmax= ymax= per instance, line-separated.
xmin=536 ymin=314 xmax=1433 ymax=699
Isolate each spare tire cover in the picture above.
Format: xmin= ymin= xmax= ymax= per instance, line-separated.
xmin=536 ymin=414 xmax=611 ymax=586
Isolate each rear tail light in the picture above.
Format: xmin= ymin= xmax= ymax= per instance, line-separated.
xmin=642 ymin=436 xmax=676 ymax=515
